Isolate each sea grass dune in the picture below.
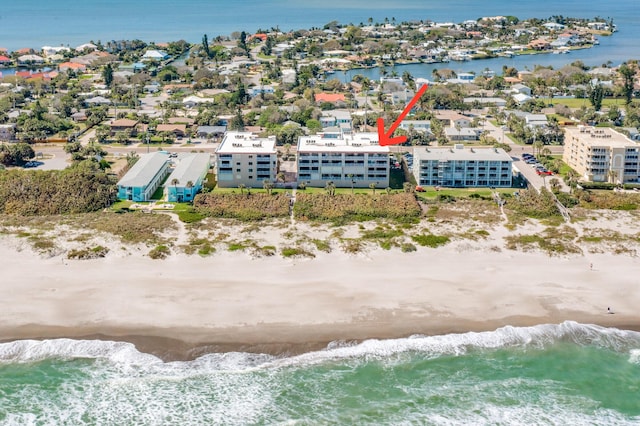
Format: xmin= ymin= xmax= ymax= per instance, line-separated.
xmin=1 ymin=206 xmax=639 ymax=359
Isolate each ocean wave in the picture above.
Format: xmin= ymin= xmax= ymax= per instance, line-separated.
xmin=272 ymin=321 xmax=640 ymax=369
xmin=0 ymin=338 xmax=162 ymax=365
xmin=1 ymin=321 xmax=639 ymax=371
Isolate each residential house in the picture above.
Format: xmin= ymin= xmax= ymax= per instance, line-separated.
xmin=0 ymin=55 xmax=11 ymax=64
xmin=197 ymin=125 xmax=227 ymax=139
xmin=463 ymin=97 xmax=507 ymax=107
xmin=445 ymin=127 xmax=482 ymax=141
xmin=297 ymin=131 xmax=390 ymax=188
xmin=511 ymin=83 xmax=532 ymax=96
xmin=84 ymin=96 xmax=111 ymax=106
xmin=58 ymin=62 xmax=87 ymax=73
xmin=319 ymin=110 xmax=352 ymax=130
xmin=109 ymin=118 xmax=139 ymax=136
xmin=435 ymin=111 xmax=472 ymax=128
xmin=0 ymin=123 xmax=16 ymax=141
xmin=399 ymin=120 xmax=431 ymax=133
xmin=215 ymin=131 xmax=278 ymax=188
xmin=17 ymin=54 xmax=44 ymax=64
xmin=182 ymin=95 xmax=208 ymax=109
xmin=314 ymin=93 xmax=346 ymax=105
xmin=141 ymin=50 xmax=169 ymax=61
xmin=156 ymin=124 xmax=187 ymax=138
xmin=165 ymin=153 xmax=211 ymax=202
xmin=249 ymin=85 xmax=275 ymax=97
xmin=413 ymin=145 xmax=513 ymax=188
xmin=563 ymin=126 xmax=640 ymax=183
xmin=117 ymin=152 xmax=171 ymax=201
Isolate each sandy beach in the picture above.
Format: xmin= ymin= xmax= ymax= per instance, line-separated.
xmin=1 ymin=208 xmax=639 ymax=361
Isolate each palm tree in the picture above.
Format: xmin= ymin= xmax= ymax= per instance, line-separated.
xmin=607 ymin=169 xmax=618 ymax=184
xmin=263 ymin=179 xmax=274 ymax=195
xmin=325 ymin=180 xmax=336 ymax=196
xmin=548 ymin=177 xmax=561 ymax=193
xmin=348 ymin=174 xmax=355 ymax=193
xmin=238 ymin=184 xmax=246 ymax=195
xmin=369 ymin=182 xmax=377 ymax=194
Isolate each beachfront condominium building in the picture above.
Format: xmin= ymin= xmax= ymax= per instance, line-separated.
xmin=413 ymin=145 xmax=513 ymax=188
xmin=563 ymin=126 xmax=640 ymax=183
xmin=216 ymin=131 xmax=278 ymax=188
xmin=165 ymin=153 xmax=211 ymax=202
xmin=297 ymin=132 xmax=390 ymax=188
xmin=117 ymin=151 xmax=171 ymax=201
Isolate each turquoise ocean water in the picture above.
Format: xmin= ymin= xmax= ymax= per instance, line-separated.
xmin=1 ymin=322 xmax=639 ymax=425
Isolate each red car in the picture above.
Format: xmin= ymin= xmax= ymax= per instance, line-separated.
xmin=536 ymin=170 xmax=553 ymax=176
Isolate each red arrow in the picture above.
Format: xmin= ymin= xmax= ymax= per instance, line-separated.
xmin=377 ymin=83 xmax=428 ymax=146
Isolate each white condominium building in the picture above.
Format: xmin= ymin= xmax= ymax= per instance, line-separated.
xmin=563 ymin=126 xmax=640 ymax=183
xmin=297 ymin=132 xmax=390 ymax=188
xmin=413 ymin=145 xmax=513 ymax=188
xmin=216 ymin=131 xmax=278 ymax=188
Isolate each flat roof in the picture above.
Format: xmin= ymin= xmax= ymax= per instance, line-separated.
xmin=216 ymin=131 xmax=277 ymax=154
xmin=297 ymin=132 xmax=390 ymax=153
xmin=117 ymin=152 xmax=169 ymax=187
xmin=565 ymin=126 xmax=637 ymax=148
xmin=164 ymin=153 xmax=211 ymax=187
xmin=415 ymin=146 xmax=512 ymax=162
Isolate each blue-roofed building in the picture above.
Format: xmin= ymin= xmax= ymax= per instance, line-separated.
xmin=117 ymin=152 xmax=170 ymax=201
xmin=165 ymin=153 xmax=211 ymax=202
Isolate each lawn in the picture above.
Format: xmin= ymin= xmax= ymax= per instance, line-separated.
xmin=415 ymin=187 xmax=518 ymax=201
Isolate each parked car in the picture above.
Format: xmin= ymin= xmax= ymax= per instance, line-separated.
xmin=536 ymin=170 xmax=553 ymax=176
xmin=415 ymin=186 xmax=426 ymax=192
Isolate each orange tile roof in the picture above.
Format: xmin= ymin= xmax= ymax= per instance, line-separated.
xmin=314 ymin=93 xmax=346 ymax=103
xmin=0 ymin=55 xmax=10 ymax=62
xmin=59 ymin=62 xmax=86 ymax=70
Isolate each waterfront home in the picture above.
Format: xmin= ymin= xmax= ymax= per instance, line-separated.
xmin=0 ymin=55 xmax=11 ymax=65
xmin=165 ymin=153 xmax=211 ymax=202
xmin=297 ymin=131 xmax=390 ymax=189
xmin=563 ymin=126 xmax=640 ymax=184
xmin=17 ymin=54 xmax=44 ymax=65
xmin=215 ymin=131 xmax=278 ymax=188
xmin=117 ymin=152 xmax=171 ymax=201
xmin=141 ymin=49 xmax=169 ymax=61
xmin=58 ymin=62 xmax=86 ymax=73
xmin=413 ymin=145 xmax=513 ymax=188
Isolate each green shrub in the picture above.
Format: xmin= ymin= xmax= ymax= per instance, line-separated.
xmin=401 ymin=243 xmax=417 ymax=252
xmin=194 ymin=193 xmax=289 ymax=220
xmin=67 ymin=245 xmax=110 ymax=259
xmin=294 ymin=193 xmax=421 ymax=223
xmin=411 ymin=234 xmax=450 ymax=248
xmin=149 ymin=245 xmax=170 ymax=259
xmin=281 ymin=247 xmax=315 ymax=258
